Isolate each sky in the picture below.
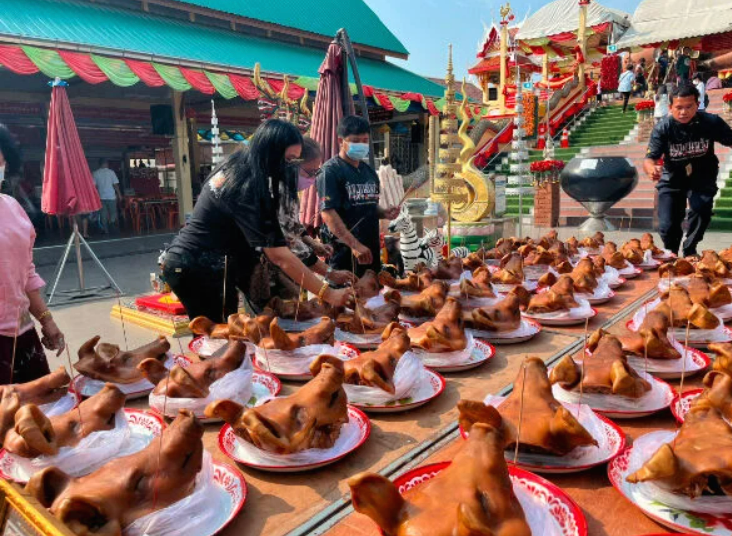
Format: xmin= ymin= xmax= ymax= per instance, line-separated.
xmin=364 ymin=0 xmax=640 ymax=81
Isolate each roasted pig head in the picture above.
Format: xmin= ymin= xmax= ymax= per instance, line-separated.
xmin=26 ymin=409 xmax=203 ymax=535
xmin=656 ymin=286 xmax=721 ymax=329
xmin=407 ymin=297 xmax=467 ymax=352
xmin=460 ymin=358 xmax=598 ymax=456
xmin=526 ymin=275 xmax=579 ymax=314
xmin=492 ymin=253 xmax=524 ymax=284
xmin=140 ymin=340 xmax=246 ymax=398
xmin=379 ymin=271 xmax=426 ymax=292
xmin=538 ymin=271 xmax=557 ymax=287
xmin=697 ymin=370 xmax=732 ymax=421
xmin=264 ymin=297 xmax=332 ymax=321
xmin=658 ymin=258 xmax=695 ymax=278
xmin=697 ymin=250 xmax=732 ymax=279
xmin=510 ymin=286 xmax=532 ymax=310
xmin=206 ymin=356 xmax=348 ymax=454
xmin=617 ymin=311 xmax=681 ymax=360
xmin=709 ymin=342 xmax=732 ymax=376
xmin=462 ymin=251 xmax=486 ymax=271
xmin=471 ymin=266 xmax=494 ymax=291
xmin=602 ymin=243 xmax=627 ymax=269
xmin=524 ymin=247 xmax=554 ymax=266
xmin=337 ymin=295 xmax=401 ymax=335
xmin=640 ymin=233 xmax=663 ymax=256
xmin=565 ymin=237 xmax=580 ymax=256
xmin=463 ymin=294 xmax=521 ymax=333
xmin=626 ymin=397 xmax=732 ymax=498
xmin=550 ymin=333 xmax=651 ymax=398
xmin=258 ymin=317 xmax=336 ymax=350
xmin=5 ymin=383 xmax=126 ymax=458
xmin=685 ymin=275 xmax=732 ymax=309
xmin=330 ymin=323 xmax=410 ymax=393
xmin=354 ymin=270 xmax=381 ymax=299
xmin=434 ymin=257 xmax=464 ymax=280
xmin=348 ymin=419 xmax=531 ymax=536
xmin=189 ymin=312 xmax=273 ymax=343
xmin=459 ymin=278 xmax=495 ymax=299
xmin=74 ymin=336 xmax=170 ymax=385
xmin=389 ymin=282 xmax=448 ymax=318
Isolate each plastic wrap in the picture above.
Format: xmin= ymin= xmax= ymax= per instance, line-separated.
xmin=275 ymin=318 xmax=323 ymax=332
xmin=658 ymin=276 xmax=732 ymax=293
xmin=627 ymin=431 xmax=732 ymax=515
xmin=575 ymin=280 xmax=613 ymax=302
xmin=493 ymin=280 xmax=538 ymax=293
xmin=342 ymin=352 xmax=427 ymax=405
xmin=126 ymin=451 xmax=230 ymax=536
xmin=193 ymin=338 xmax=228 ymax=358
xmin=618 ymin=262 xmax=639 ymax=277
xmin=468 ymin=319 xmax=539 ymax=340
xmin=483 ymin=395 xmax=611 ymax=467
xmin=459 ymin=296 xmax=504 ymax=311
xmin=524 ymin=298 xmax=593 ymax=321
xmin=79 ymin=354 xmax=181 ymax=395
xmin=630 ymin=299 xmax=729 ymax=344
xmin=149 ymin=356 xmax=254 ymax=416
xmin=228 ymin=415 xmax=362 ymax=466
xmin=515 ymin=481 xmax=566 ymax=536
xmin=551 ymin=369 xmax=671 ymax=412
xmin=523 ymin=264 xmax=552 ymax=281
xmin=412 ymin=332 xmax=476 ymax=367
xmin=334 ymin=329 xmax=383 ymax=347
xmin=600 ymin=266 xmax=622 ymax=287
xmin=9 ymin=410 xmax=129 ymax=478
xmin=254 ymin=344 xmax=337 ymax=376
xmin=39 ymin=392 xmax=77 ymax=417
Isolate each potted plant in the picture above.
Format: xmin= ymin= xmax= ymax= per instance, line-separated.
xmin=530 ymin=159 xmax=565 ymax=187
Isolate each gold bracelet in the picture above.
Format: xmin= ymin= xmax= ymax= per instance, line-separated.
xmin=317 ymin=281 xmax=330 ymax=304
xmin=37 ymin=310 xmax=53 ymax=323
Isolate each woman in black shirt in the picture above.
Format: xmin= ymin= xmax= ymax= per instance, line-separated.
xmin=162 ymin=120 xmax=353 ymax=321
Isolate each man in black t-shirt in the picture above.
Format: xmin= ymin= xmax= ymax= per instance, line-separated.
xmin=317 ymin=116 xmax=399 ymax=277
xmin=645 ymin=84 xmax=732 ymax=257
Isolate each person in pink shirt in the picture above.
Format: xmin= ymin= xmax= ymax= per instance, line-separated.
xmin=0 ymin=125 xmax=64 ymax=384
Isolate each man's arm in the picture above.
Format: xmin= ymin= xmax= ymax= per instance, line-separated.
xmin=377 ymin=205 xmax=400 ymax=220
xmin=320 ymin=209 xmax=372 ymax=265
xmin=644 ymin=121 xmax=667 ymax=181
xmin=113 ymin=184 xmax=122 ymax=199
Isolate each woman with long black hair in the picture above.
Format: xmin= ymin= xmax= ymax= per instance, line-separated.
xmin=162 ymin=119 xmax=353 ymax=321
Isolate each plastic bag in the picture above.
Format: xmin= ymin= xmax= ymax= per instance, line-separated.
xmin=551 ymin=369 xmax=670 ymax=412
xmin=9 ymin=410 xmax=130 ymax=479
xmin=254 ymin=344 xmax=337 ymax=376
xmin=80 ymin=354 xmax=181 ymax=396
xmin=492 ymin=280 xmax=538 ymax=294
xmin=335 ymin=329 xmax=383 ymax=347
xmin=627 ymin=430 xmax=732 ymax=515
xmin=630 ymin=298 xmax=729 ymax=344
xmin=39 ymin=392 xmax=77 ymax=417
xmin=227 ymin=414 xmax=362 ymax=467
xmin=618 ymin=262 xmax=638 ymax=277
xmin=342 ymin=351 xmax=427 ymax=405
xmin=413 ymin=332 xmax=476 ymax=367
xmin=483 ymin=395 xmax=610 ymax=468
xmin=275 ymin=318 xmax=324 ymax=332
xmin=600 ymin=266 xmax=622 ymax=287
xmin=194 ymin=337 xmax=228 ymax=358
xmin=149 ymin=356 xmax=253 ymax=416
xmin=575 ymin=280 xmax=613 ymax=301
xmin=468 ymin=319 xmax=539 ymax=340
xmin=126 ymin=451 xmax=230 ymax=536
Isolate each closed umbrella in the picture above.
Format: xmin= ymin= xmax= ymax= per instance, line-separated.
xmin=42 ymin=79 xmax=120 ymax=303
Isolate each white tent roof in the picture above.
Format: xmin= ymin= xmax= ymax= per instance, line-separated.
xmin=616 ymin=0 xmax=732 ymax=49
xmin=515 ymin=0 xmax=630 ymax=41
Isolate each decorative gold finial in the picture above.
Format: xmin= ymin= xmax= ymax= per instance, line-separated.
xmin=500 ymin=2 xmax=512 ymax=23
xmin=447 ymin=44 xmax=453 ymax=74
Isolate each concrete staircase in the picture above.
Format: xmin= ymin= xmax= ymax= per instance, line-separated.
xmin=708 ymin=89 xmax=732 ymax=231
xmin=567 ymin=105 xmax=638 ymax=148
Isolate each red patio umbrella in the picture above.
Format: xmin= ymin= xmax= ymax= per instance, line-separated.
xmin=299 ymin=42 xmax=355 ymax=228
xmin=41 ymin=79 xmax=120 ymax=303
xmin=42 ymin=80 xmax=101 ymax=216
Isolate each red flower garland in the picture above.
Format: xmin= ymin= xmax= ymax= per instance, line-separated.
xmin=600 ymin=54 xmax=620 ymax=92
xmin=530 ymin=160 xmax=565 ymax=173
xmin=634 ymin=100 xmax=655 ymax=112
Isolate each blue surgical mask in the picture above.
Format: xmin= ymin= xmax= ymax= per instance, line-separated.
xmin=346 ymin=142 xmax=369 ymax=161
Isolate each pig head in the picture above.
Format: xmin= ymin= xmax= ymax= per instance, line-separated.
xmin=74 ymin=336 xmax=170 ymax=384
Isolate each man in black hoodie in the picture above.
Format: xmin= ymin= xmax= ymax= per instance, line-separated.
xmin=645 ymin=84 xmax=732 ymax=257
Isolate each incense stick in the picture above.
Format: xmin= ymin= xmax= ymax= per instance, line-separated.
xmin=680 ymin=319 xmax=690 ymax=395
xmin=9 ymin=306 xmax=21 ymax=384
xmin=513 ymin=358 xmax=528 ymax=466
xmin=294 ymin=274 xmax=305 ymax=323
xmin=116 ymin=292 xmax=129 ymax=352
xmin=63 ymin=343 xmax=83 ymax=427
xmin=222 ymin=255 xmax=229 ymax=323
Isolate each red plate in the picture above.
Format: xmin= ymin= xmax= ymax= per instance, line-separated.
xmin=670 ymin=388 xmax=704 ymax=424
xmin=391 ymin=462 xmax=588 ymax=536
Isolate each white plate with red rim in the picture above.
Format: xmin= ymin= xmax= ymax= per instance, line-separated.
xmin=334 ymin=320 xmax=416 ymax=349
xmin=207 ymin=461 xmax=248 ymax=535
xmin=415 ymin=338 xmax=496 ymax=373
xmin=522 ymin=307 xmax=598 ymax=327
xmin=608 ymin=447 xmax=732 ymax=535
xmin=217 ymin=406 xmax=370 ymax=472
xmin=348 ymin=369 xmax=446 ymax=413
xmin=638 ymin=259 xmax=662 ymax=271
xmin=653 ymin=249 xmax=677 ymax=261
xmin=0 ymin=408 xmax=164 ymax=483
xmin=152 ymin=371 xmax=282 ymax=423
xmin=625 ymin=318 xmax=732 ymax=349
xmin=71 ymin=354 xmax=193 ymax=400
xmin=37 ymin=390 xmax=82 ymax=416
xmin=620 ymin=266 xmax=643 ymax=279
xmin=607 ymin=276 xmax=627 ymax=289
xmin=459 ymin=402 xmax=626 ymax=474
xmin=391 ymin=462 xmax=588 ymax=536
xmin=492 ymin=280 xmax=539 ymax=294
xmin=670 ymin=389 xmax=704 ymax=424
xmin=550 ymin=373 xmax=676 ymax=419
xmin=469 ymin=319 xmax=542 ymax=345
xmin=189 ymin=336 xmax=228 ymax=358
xmin=576 ymin=288 xmax=616 ymax=305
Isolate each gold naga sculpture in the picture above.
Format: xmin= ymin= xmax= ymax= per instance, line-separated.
xmin=253 ymin=63 xmax=311 ymax=127
xmin=431 ymin=46 xmax=495 ymax=229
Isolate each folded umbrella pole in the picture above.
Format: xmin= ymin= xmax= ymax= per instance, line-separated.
xmin=41 ymin=79 xmax=121 ymax=304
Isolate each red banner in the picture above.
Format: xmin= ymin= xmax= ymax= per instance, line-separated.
xmin=0 ymin=45 xmax=39 ymax=75
xmin=58 ymin=50 xmax=107 ymax=84
xmin=124 ymin=59 xmax=165 ymax=87
xmin=228 ymin=74 xmax=259 ymax=101
xmin=180 ymin=67 xmax=215 ymax=94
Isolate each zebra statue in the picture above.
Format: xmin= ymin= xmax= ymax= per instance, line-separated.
xmin=419 ymin=228 xmax=471 ymax=265
xmin=388 ymin=205 xmax=431 ymax=272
